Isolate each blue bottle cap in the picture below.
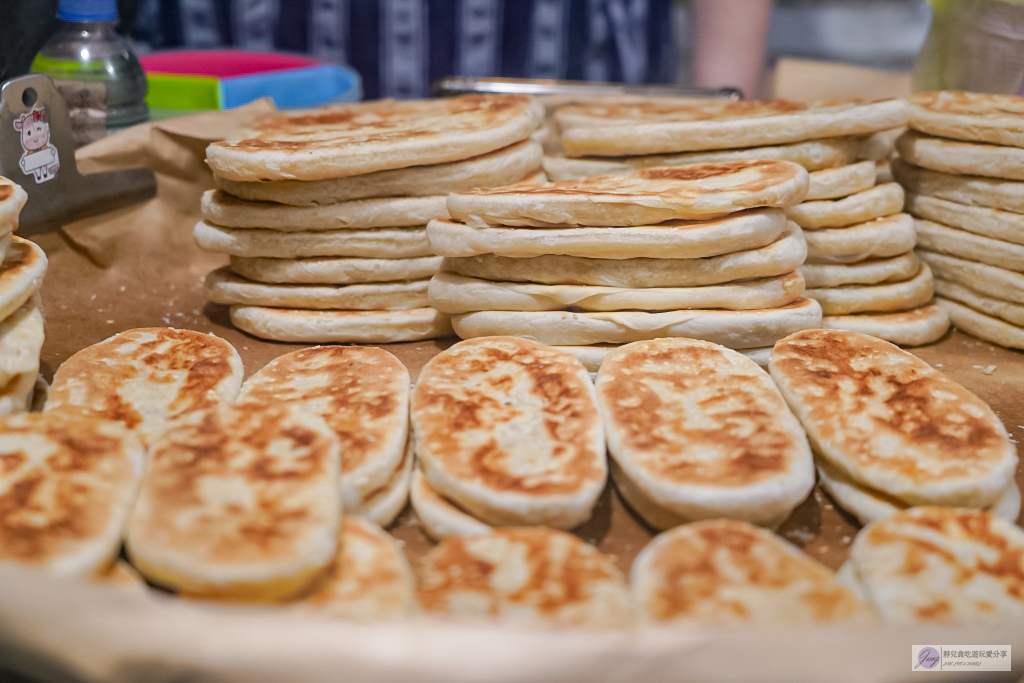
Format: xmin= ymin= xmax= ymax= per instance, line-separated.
xmin=57 ymin=0 xmax=118 ymax=22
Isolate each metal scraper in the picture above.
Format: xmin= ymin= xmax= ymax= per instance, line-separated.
xmin=0 ymin=74 xmax=156 ymax=237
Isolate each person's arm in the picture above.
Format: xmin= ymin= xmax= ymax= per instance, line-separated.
xmin=692 ymin=0 xmax=775 ymax=98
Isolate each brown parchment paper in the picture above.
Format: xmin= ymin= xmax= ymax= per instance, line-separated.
xmin=6 ymin=106 xmax=1023 ymax=683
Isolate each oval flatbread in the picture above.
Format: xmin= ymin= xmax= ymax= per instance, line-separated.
xmin=597 ymin=339 xmax=814 ymax=527
xmin=207 ymin=94 xmax=539 ymax=181
xmin=909 ymin=91 xmax=1024 ymax=148
xmin=417 ymin=528 xmax=632 ymax=629
xmin=411 ymin=337 xmax=606 ymax=529
xmin=770 ymin=329 xmax=1017 ymax=507
xmin=46 ymin=327 xmax=243 ymax=444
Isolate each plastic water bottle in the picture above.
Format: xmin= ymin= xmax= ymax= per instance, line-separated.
xmin=31 ymin=0 xmax=148 ymax=137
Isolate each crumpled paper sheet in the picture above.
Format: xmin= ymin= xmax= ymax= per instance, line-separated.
xmin=62 ymin=99 xmax=275 ymax=268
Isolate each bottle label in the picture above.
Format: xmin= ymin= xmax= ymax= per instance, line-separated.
xmin=13 ymin=107 xmax=61 ymax=184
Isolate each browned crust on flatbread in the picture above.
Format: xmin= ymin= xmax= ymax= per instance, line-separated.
xmin=771 ymin=329 xmax=1011 ymax=486
xmin=48 ymin=328 xmax=239 ymax=430
xmin=598 ymin=341 xmax=801 ymax=487
xmin=0 ymin=186 xmax=12 ymax=201
xmin=859 ymin=507 xmax=1024 ymax=622
xmin=642 ymin=519 xmax=864 ymax=622
xmin=132 ymin=405 xmax=337 ymax=564
xmin=237 ymin=346 xmax=406 ymax=476
xmin=0 ymin=412 xmax=137 ymax=565
xmin=412 ymin=337 xmax=603 ymax=497
xmin=216 ymin=95 xmax=529 ymax=154
xmin=416 ymin=528 xmax=622 ymax=617
xmin=909 ymin=91 xmax=1024 ymax=119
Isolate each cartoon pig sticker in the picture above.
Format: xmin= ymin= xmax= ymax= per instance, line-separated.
xmin=14 ymin=107 xmax=59 ymax=184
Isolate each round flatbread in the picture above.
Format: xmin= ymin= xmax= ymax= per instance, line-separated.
xmin=444 ymin=222 xmax=806 ymax=288
xmin=933 ymin=277 xmax=1024 ymax=327
xmin=452 ymin=298 xmax=822 ymax=348
xmin=819 ymin=303 xmax=949 ymax=347
xmin=559 ymin=98 xmax=910 ymax=156
xmin=0 ymin=231 xmax=11 ymax=264
xmin=805 ymin=161 xmax=876 ymax=200
xmin=896 ymin=129 xmax=1024 ymax=181
xmin=770 ymin=329 xmax=1017 ymax=507
xmin=0 ymin=411 xmax=144 ymax=577
xmin=446 ymin=161 xmax=809 ymax=227
xmin=631 ymin=519 xmax=869 ymax=624
xmin=426 ymin=207 xmax=787 ymax=259
xmin=416 ymin=528 xmax=632 ymax=629
xmin=936 ymin=297 xmax=1024 ymax=351
xmin=542 ymin=137 xmax=860 ymax=180
xmin=411 ymin=337 xmax=606 ymax=529
xmin=292 ymin=516 xmax=414 ymax=621
xmin=909 ymin=91 xmax=1024 ymax=148
xmin=905 ymin=193 xmax=1024 ymax=247
xmin=918 ymin=249 xmax=1024 ymax=305
xmin=803 ymin=213 xmax=915 ymax=264
xmin=46 ymin=328 xmax=244 ymax=445
xmin=787 ymin=183 xmax=904 ymax=229
xmin=915 ymin=219 xmax=1024 ymax=273
xmin=801 ymin=252 xmax=920 ymax=288
xmin=230 ymin=255 xmax=441 ymax=285
xmin=597 ymin=339 xmax=814 ymax=527
xmin=0 ymin=236 xmax=47 ymax=323
xmin=805 ymin=264 xmax=934 ymax=315
xmin=201 ymin=190 xmax=447 ymax=231
xmin=893 ymin=158 xmax=1024 ymax=214
xmin=428 ymin=270 xmax=804 ymax=314
xmin=230 ymin=305 xmax=453 ymax=343
xmin=236 ymin=346 xmax=410 ymax=512
xmin=848 ymin=507 xmax=1024 ymax=623
xmin=126 ymin=404 xmax=342 ymax=600
xmin=207 ymin=94 xmax=539 ymax=181
xmin=205 ymin=267 xmax=429 ymax=310
xmin=216 ymin=139 xmax=543 ymax=205
xmin=194 ymin=221 xmax=433 ymax=259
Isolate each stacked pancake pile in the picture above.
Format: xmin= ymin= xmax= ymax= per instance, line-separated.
xmin=770 ymin=329 xmax=1020 ymax=527
xmin=0 ymin=176 xmax=44 ymax=415
xmin=549 ymin=97 xmax=947 ymax=348
xmin=427 ymin=160 xmax=822 ymax=369
xmin=198 ymin=95 xmax=543 ymax=343
xmin=894 ymin=91 xmax=1024 ymax=350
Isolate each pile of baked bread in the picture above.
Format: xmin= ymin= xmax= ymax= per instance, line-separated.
xmin=427 ymin=159 xmax=820 ymax=370
xmin=547 ymin=97 xmax=949 ymax=347
xmin=895 ymin=91 xmax=1024 ymax=350
xmin=0 ymin=176 xmax=45 ymax=415
xmin=2 ymin=325 xmax=1021 ymax=627
xmin=198 ymin=95 xmax=545 ymax=344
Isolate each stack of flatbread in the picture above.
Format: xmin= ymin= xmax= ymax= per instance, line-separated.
xmin=0 ymin=176 xmax=44 ymax=415
xmin=895 ymin=91 xmax=1024 ymax=350
xmin=549 ymin=97 xmax=946 ymax=348
xmin=771 ymin=329 xmax=1020 ymax=527
xmin=199 ymin=95 xmax=545 ymax=343
xmin=427 ymin=160 xmax=823 ymax=370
